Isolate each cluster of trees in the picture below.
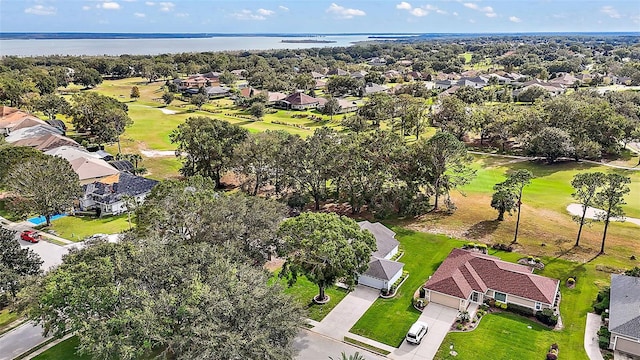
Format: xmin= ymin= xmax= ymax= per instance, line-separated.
xmin=432 ymin=89 xmax=640 ymax=160
xmin=170 ymin=117 xmax=476 ymax=216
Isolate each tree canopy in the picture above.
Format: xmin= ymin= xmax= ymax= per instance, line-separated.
xmin=170 ymin=116 xmax=248 ymax=188
xmin=277 ymin=212 xmax=376 ymax=302
xmin=20 ymin=239 xmax=304 ymax=360
xmin=6 ymin=155 xmax=82 ymax=226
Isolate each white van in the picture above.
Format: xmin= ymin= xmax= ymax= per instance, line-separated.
xmin=406 ymin=321 xmax=429 ymax=345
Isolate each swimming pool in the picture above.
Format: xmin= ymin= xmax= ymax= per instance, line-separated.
xmin=27 ymin=214 xmax=66 ymax=225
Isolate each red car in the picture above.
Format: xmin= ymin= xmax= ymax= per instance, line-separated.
xmin=20 ymin=230 xmax=41 ymax=243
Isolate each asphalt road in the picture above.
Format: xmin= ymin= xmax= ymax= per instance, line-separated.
xmin=0 ymin=323 xmax=50 ymax=360
xmin=294 ymin=329 xmax=386 ymax=360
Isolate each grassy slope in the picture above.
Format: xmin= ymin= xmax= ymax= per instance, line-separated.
xmin=403 ymin=155 xmax=640 ymax=266
xmin=32 ymin=337 xmax=91 ymax=360
xmin=0 ymin=308 xmax=20 ymax=328
xmin=47 ymin=215 xmax=130 ymax=241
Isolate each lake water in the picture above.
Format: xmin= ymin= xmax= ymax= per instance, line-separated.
xmin=0 ymin=35 xmax=375 ymax=57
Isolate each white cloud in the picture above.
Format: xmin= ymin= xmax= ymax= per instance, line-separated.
xmin=159 ymin=2 xmax=174 ymax=12
xmin=600 ymin=6 xmax=621 ymax=19
xmin=82 ymin=5 xmax=91 ymax=10
xmin=231 ymin=9 xmax=267 ymax=21
xmin=134 ymin=12 xmax=145 ymax=17
xmin=257 ymin=8 xmax=274 ymax=16
xmin=24 ymin=5 xmax=56 ymax=15
xmin=278 ymin=5 xmax=289 ymax=11
xmin=145 ymin=2 xmax=155 ymax=6
xmin=509 ymin=15 xmax=521 ymax=23
xmin=176 ymin=12 xmax=188 ymax=17
xmin=453 ymin=11 xmax=459 ymax=16
xmin=396 ymin=2 xmax=412 ymax=10
xmin=326 ymin=3 xmax=366 ymax=19
xmin=410 ymin=8 xmax=428 ymax=17
xmin=100 ymin=2 xmax=121 ymax=10
xmin=464 ymin=3 xmax=496 ymax=18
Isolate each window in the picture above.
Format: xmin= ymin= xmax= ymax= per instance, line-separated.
xmin=494 ymin=291 xmax=507 ymax=302
xmin=535 ymin=302 xmax=542 ymax=311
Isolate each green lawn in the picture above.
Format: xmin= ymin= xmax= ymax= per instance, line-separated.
xmin=270 ymin=272 xmax=349 ymax=322
xmin=32 ymin=337 xmax=91 ymax=360
xmin=350 ymin=229 xmax=466 ymax=347
xmin=0 ymin=308 xmax=20 ymax=328
xmin=435 ymin=312 xmax=555 ymax=360
xmin=46 ymin=215 xmax=131 ymax=241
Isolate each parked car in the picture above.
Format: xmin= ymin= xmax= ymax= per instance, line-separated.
xmin=406 ymin=321 xmax=428 ymax=345
xmin=20 ymin=230 xmax=41 ymax=243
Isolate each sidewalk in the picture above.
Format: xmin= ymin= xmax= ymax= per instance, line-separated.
xmin=585 ymin=313 xmax=605 ymax=360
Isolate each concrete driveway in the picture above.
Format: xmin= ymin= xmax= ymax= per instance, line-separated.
xmin=391 ymin=303 xmax=459 ymax=360
xmin=313 ymin=285 xmax=380 ymax=339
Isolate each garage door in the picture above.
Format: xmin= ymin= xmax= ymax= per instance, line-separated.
xmin=429 ymin=291 xmax=461 ymax=309
xmin=358 ymin=275 xmax=384 ymax=290
xmin=616 ymin=337 xmax=640 ymax=356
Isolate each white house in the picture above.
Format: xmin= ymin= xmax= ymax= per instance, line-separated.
xmin=357 ymin=221 xmax=404 ymax=291
xmin=80 ymin=172 xmax=158 ymax=216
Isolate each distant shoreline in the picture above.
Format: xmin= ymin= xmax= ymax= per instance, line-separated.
xmin=1 ymin=31 xmax=638 ymax=40
xmin=281 ymin=39 xmax=337 ymax=44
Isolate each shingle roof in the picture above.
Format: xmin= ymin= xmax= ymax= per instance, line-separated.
xmin=45 ymin=146 xmax=99 ymax=162
xmin=609 ymin=274 xmax=640 ymax=340
xmin=69 ymin=157 xmax=119 ymax=181
xmin=5 ymin=124 xmax=63 ymax=142
xmin=364 ymin=258 xmax=405 ymax=281
xmin=12 ymin=133 xmax=78 ymax=151
xmin=84 ymin=172 xmax=159 ymax=205
xmin=425 ymin=248 xmax=559 ymax=305
xmin=358 ymin=221 xmax=399 ymax=259
xmin=281 ymin=92 xmax=319 ymax=106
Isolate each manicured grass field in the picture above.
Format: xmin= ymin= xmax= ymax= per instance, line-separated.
xmin=47 ymin=215 xmax=131 ymax=241
xmin=350 ymin=229 xmax=466 ymax=347
xmin=269 ymin=272 xmax=349 ymax=322
xmin=32 ymin=337 xmax=91 ymax=360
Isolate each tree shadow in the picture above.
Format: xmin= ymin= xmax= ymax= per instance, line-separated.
xmin=463 ymin=219 xmax=500 ymax=239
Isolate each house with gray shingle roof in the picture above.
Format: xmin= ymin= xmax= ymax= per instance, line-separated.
xmin=424 ymin=248 xmax=560 ymax=312
xmin=80 ymin=172 xmax=158 ymax=216
xmin=609 ymin=274 xmax=640 ymax=357
xmin=357 ymin=221 xmax=404 ymax=291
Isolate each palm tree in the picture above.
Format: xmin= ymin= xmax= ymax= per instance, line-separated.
xmin=329 ymin=352 xmax=366 ymax=360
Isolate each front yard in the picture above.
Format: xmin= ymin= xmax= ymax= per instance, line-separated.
xmin=269 ymin=271 xmax=349 ymax=322
xmin=45 ymin=214 xmax=131 ymax=241
xmin=348 ymin=227 xmax=609 ymax=360
xmin=350 ymin=229 xmax=465 ymax=347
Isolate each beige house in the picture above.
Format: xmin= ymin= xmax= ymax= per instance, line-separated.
xmin=69 ymin=157 xmax=119 ymax=185
xmin=424 ymin=248 xmax=560 ymax=313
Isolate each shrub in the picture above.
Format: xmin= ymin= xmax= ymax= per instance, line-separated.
xmin=507 ymin=302 xmax=534 ymax=316
xmin=419 ymin=287 xmax=426 ymax=298
xmin=546 ymin=352 xmax=558 ymax=360
xmin=527 ymin=255 xmax=534 ymax=261
xmin=598 ymin=336 xmax=610 ymax=349
xmin=567 ymin=278 xmax=575 ymax=285
xmin=492 ymin=243 xmax=513 ymax=252
xmin=536 ymin=308 xmax=558 ymax=326
xmin=534 ymin=257 xmax=541 ymax=263
xmin=495 ymin=301 xmax=508 ymax=310
xmin=456 ymin=323 xmax=463 ymax=330
xmin=459 ymin=311 xmax=471 ymax=323
xmin=594 ymin=287 xmax=610 ymax=314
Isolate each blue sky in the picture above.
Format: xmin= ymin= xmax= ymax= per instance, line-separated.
xmin=1 ymin=0 xmax=639 ymax=33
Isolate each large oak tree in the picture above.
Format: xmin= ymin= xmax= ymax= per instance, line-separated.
xmin=21 ymin=239 xmax=304 ymax=360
